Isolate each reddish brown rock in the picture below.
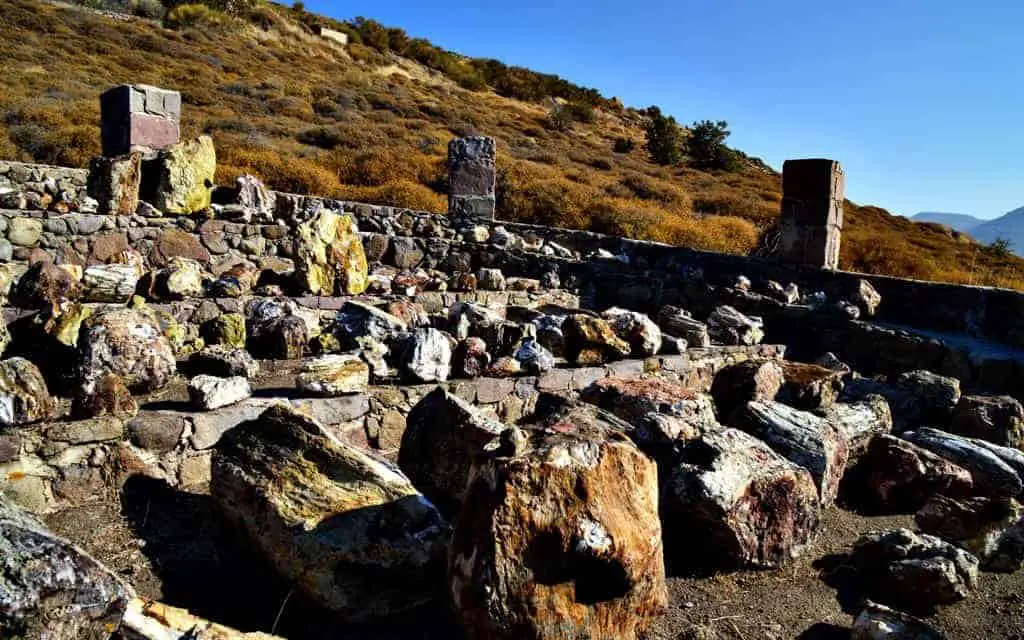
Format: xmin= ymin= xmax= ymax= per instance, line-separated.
xmin=453 ymin=337 xmax=490 ymax=378
xmin=89 ymin=232 xmax=130 ymax=265
xmin=662 ymin=428 xmax=821 ymax=569
xmin=950 ymin=394 xmax=1024 ymax=450
xmin=449 ymin=425 xmax=667 ymax=640
xmin=778 ymin=361 xmax=845 ymax=410
xmin=385 ymin=300 xmax=430 ymax=328
xmin=150 ymin=228 xmax=211 ymax=268
xmin=710 ymin=359 xmax=784 ymax=420
xmin=11 ymin=262 xmax=82 ymax=311
xmin=915 ymin=494 xmax=1024 ymax=573
xmin=580 ymin=377 xmax=719 ymax=445
xmin=71 ymin=372 xmax=138 ymax=420
xmin=849 ymin=435 xmax=974 ymax=511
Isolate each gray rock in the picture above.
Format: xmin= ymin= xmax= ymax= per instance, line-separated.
xmin=732 ymin=401 xmax=849 ymax=504
xmin=77 ymin=307 xmax=176 ymax=394
xmin=398 ymin=388 xmax=506 ymax=517
xmin=903 ymin=427 xmax=1023 ymax=498
xmin=656 ymin=305 xmax=710 ymax=348
xmin=188 ymin=345 xmax=259 ymax=379
xmin=512 ymin=337 xmax=554 ymax=374
xmin=850 ymin=279 xmax=882 ymax=317
xmin=822 ymin=395 xmax=893 ymax=456
xmin=707 ymin=305 xmax=764 ymax=346
xmin=128 ymin=413 xmax=186 ymax=453
xmin=334 ymin=300 xmax=408 ymax=345
xmin=916 ymin=494 xmax=1024 ymax=573
xmin=401 ymin=328 xmax=452 ymax=382
xmin=950 ymin=395 xmax=1024 ymax=449
xmin=475 ymin=267 xmax=506 ymax=291
xmin=602 ymin=307 xmax=662 ymax=356
xmin=852 ymin=528 xmax=978 ymax=611
xmin=895 ymin=370 xmax=961 ymax=424
xmin=1 ymin=495 xmax=132 ymax=638
xmin=851 ymin=601 xmax=943 ymax=640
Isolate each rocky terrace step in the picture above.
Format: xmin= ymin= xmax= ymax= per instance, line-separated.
xmin=0 ymin=344 xmax=784 ymax=515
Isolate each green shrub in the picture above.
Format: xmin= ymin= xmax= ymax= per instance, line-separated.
xmin=613 ymin=137 xmax=635 ymax=153
xmin=130 ymin=0 xmax=166 ymax=19
xmin=644 ymin=106 xmax=683 ymax=165
xmin=685 ymin=120 xmax=740 ymax=171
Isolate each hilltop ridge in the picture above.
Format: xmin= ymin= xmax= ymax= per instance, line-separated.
xmin=0 ymin=0 xmax=1021 ymax=289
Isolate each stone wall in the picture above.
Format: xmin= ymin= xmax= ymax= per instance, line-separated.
xmin=0 ymin=161 xmax=1022 ymax=353
xmin=0 ymin=161 xmax=90 ymax=211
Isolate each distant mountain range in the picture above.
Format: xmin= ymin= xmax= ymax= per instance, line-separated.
xmin=913 ymin=208 xmax=1024 ymax=254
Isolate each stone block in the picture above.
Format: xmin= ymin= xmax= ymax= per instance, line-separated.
xmin=448 ymin=136 xmax=496 ymax=219
xmin=778 ymin=158 xmax=844 ymax=269
xmin=100 ymin=84 xmax=182 ymax=157
xmin=87 ymin=153 xmax=141 ymax=215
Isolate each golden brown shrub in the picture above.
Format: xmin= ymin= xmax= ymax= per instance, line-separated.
xmin=338 ymin=180 xmax=446 ymax=211
xmin=217 ymin=145 xmax=340 ymax=196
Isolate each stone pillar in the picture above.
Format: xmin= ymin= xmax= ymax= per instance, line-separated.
xmin=448 ymin=136 xmax=496 ymax=219
xmin=778 ymin=159 xmax=844 ymax=269
xmin=100 ymin=84 xmax=181 ymax=158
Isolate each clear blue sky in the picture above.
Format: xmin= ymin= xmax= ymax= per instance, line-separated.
xmin=308 ymin=0 xmax=1024 ymax=220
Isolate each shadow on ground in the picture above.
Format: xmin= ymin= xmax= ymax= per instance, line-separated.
xmin=120 ymin=475 xmax=461 ymax=640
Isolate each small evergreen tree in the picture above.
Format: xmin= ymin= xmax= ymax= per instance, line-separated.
xmin=685 ymin=119 xmax=739 ymax=170
xmin=644 ymin=106 xmax=683 ymax=165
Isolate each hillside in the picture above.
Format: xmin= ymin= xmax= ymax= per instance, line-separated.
xmin=970 ymin=207 xmax=1024 ymax=253
xmin=1 ymin=0 xmax=1022 ymax=290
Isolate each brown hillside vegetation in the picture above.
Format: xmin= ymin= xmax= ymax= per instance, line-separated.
xmin=1 ymin=0 xmax=1022 ymax=289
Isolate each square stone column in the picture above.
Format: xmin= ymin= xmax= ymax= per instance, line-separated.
xmin=778 ymin=159 xmax=844 ymax=269
xmin=100 ymin=84 xmax=181 ymax=158
xmin=448 ymin=136 xmax=496 ymax=219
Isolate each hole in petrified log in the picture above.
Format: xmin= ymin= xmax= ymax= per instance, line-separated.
xmin=524 ymin=528 xmax=633 ymax=604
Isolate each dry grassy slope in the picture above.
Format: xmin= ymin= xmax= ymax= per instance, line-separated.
xmin=1 ymin=0 xmax=1022 ymax=289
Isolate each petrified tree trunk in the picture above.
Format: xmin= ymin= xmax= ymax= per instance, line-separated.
xmin=119 ymin=598 xmax=282 ymax=639
xmin=211 ymin=405 xmax=450 ymax=621
xmin=82 ymin=264 xmax=140 ymax=303
xmin=732 ymin=400 xmax=849 ymax=504
xmin=903 ymin=427 xmax=1024 ymax=497
xmin=0 ymin=495 xmax=132 ymax=639
xmin=449 ymin=425 xmax=667 ymax=640
xmin=821 ymin=394 xmax=892 ymax=457
xmin=661 ymin=428 xmax=821 ymax=569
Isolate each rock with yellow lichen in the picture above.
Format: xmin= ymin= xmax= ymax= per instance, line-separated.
xmin=294 ymin=209 xmax=369 ymax=296
xmin=448 ymin=422 xmax=667 ymax=640
xmin=210 ymin=404 xmax=449 ymax=621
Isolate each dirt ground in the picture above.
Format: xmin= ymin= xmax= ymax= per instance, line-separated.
xmin=43 ymin=476 xmax=1024 ymax=640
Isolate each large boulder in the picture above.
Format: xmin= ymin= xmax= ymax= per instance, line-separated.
xmin=893 ymin=370 xmax=962 ymax=426
xmin=246 ymin=299 xmax=308 ymax=360
xmin=294 ymin=209 xmax=369 ymax=295
xmin=823 ymin=395 xmax=892 ymax=457
xmin=77 ymin=307 xmax=176 ymax=394
xmin=334 ymin=300 xmax=408 ymax=345
xmin=153 ymin=135 xmax=216 ymax=215
xmin=211 ymin=405 xmax=450 ymax=620
xmin=846 ymin=435 xmax=973 ymax=512
xmin=0 ymin=357 xmax=56 ymax=426
xmin=950 ymin=394 xmax=1024 ymax=449
xmin=449 ymin=425 xmax=667 ymax=640
xmin=580 ymin=377 xmax=719 ymax=450
xmin=661 ymin=428 xmax=820 ymax=569
xmin=851 ymin=528 xmax=978 ymax=612
xmin=732 ymin=401 xmax=849 ymax=504
xmin=398 ymin=388 xmax=506 ymax=516
xmin=778 ymin=361 xmax=844 ymax=410
xmin=562 ymin=314 xmax=631 ymax=365
xmin=0 ymin=495 xmax=132 ymax=639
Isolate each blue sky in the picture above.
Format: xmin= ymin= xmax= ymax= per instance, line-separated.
xmin=306 ymin=0 xmax=1024 ymax=220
